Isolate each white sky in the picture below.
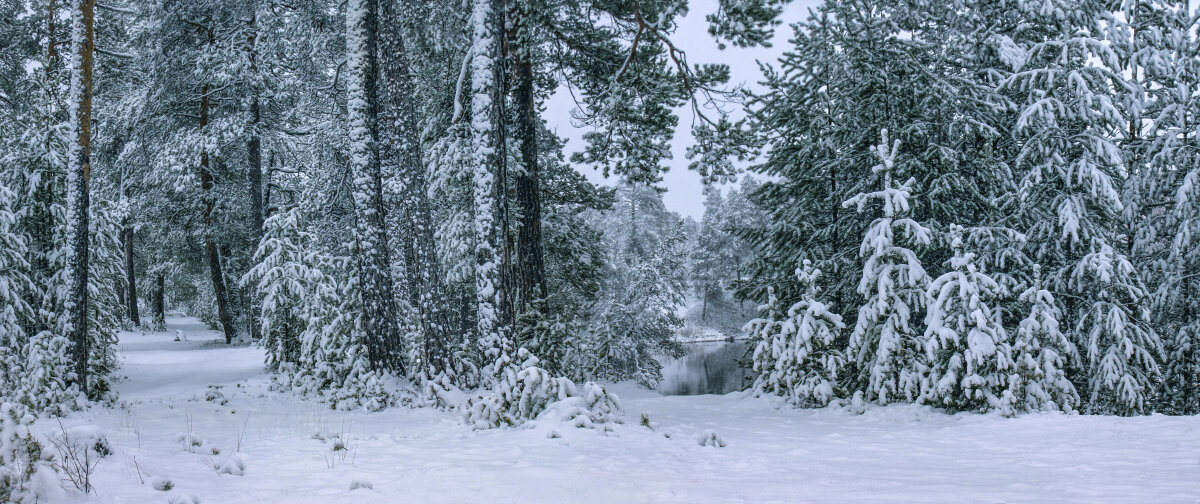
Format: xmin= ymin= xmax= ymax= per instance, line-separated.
xmin=544 ymin=0 xmax=820 ymax=219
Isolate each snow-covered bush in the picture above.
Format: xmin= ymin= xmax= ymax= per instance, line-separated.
xmin=1 ymin=403 xmax=58 ymax=503
xmin=842 ymin=129 xmax=930 ymax=405
xmin=750 ymin=261 xmax=846 ymax=407
xmin=920 ymin=225 xmax=1014 ymax=413
xmin=466 ymin=349 xmax=623 ymax=429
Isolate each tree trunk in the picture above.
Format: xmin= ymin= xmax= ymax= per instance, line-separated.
xmin=509 ymin=1 xmax=546 ymax=316
xmin=347 ymin=0 xmax=404 ymax=373
xmin=380 ymin=0 xmax=454 ymax=376
xmin=153 ymin=273 xmax=165 ymax=327
xmin=495 ymin=0 xmax=514 ymax=338
xmin=123 ymin=222 xmax=139 ymax=324
xmin=66 ymin=0 xmax=95 ymax=396
xmin=471 ymin=0 xmax=514 ymax=380
xmin=200 ymin=82 xmax=237 ymax=344
xmin=246 ymin=12 xmax=264 ymax=342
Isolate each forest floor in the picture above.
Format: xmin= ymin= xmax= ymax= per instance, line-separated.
xmin=29 ymin=316 xmax=1200 ymax=503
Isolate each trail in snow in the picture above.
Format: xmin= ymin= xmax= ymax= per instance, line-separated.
xmin=32 ymin=317 xmax=1200 ymax=503
xmin=115 ymin=317 xmax=265 ymax=400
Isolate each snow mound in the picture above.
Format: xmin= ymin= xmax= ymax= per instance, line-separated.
xmin=150 ymin=476 xmax=174 ymax=491
xmin=697 ymin=430 xmax=726 ymax=447
xmin=213 ymin=454 xmax=246 ymax=476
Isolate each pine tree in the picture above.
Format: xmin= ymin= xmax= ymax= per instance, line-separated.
xmin=1001 ymin=0 xmax=1163 ymax=414
xmin=921 ymin=225 xmax=1014 ymax=413
xmin=470 ymin=0 xmax=513 ymax=382
xmin=1109 ymin=0 xmax=1200 ymax=415
xmin=64 ymin=0 xmax=96 ymax=397
xmin=1009 ymin=266 xmax=1080 ymax=413
xmin=750 ymin=260 xmax=846 ymax=407
xmin=346 ymin=0 xmax=404 ymax=374
xmin=843 ymin=129 xmax=931 ymax=405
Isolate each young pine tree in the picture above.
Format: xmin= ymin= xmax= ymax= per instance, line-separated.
xmin=1008 ymin=266 xmax=1080 ymax=413
xmin=921 ymin=225 xmax=1014 ymax=414
xmin=843 ymin=129 xmax=931 ymax=405
xmin=750 ymin=260 xmax=846 ymax=407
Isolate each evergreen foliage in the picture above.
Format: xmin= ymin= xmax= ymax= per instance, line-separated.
xmin=843 ymin=130 xmax=931 ymax=405
xmin=749 ymin=261 xmax=846 ymax=407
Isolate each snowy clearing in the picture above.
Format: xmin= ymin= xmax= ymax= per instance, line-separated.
xmin=31 ymin=317 xmax=1200 ymax=503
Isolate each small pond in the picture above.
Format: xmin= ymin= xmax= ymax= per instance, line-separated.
xmin=657 ymin=340 xmax=751 ymax=396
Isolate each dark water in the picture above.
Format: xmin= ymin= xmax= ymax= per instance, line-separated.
xmin=658 ymin=340 xmax=751 ymax=395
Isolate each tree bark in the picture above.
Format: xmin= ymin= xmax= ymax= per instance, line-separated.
xmin=200 ymin=81 xmax=237 ymax=344
xmin=123 ymin=221 xmax=139 ymax=324
xmin=153 ymin=272 xmax=165 ymax=327
xmin=66 ymin=0 xmax=95 ymax=396
xmin=494 ymin=0 xmax=514 ymax=337
xmin=246 ymin=12 xmax=264 ymax=342
xmin=380 ymin=0 xmax=454 ymax=376
xmin=509 ymin=1 xmax=547 ymax=316
xmin=347 ymin=0 xmax=404 ymax=373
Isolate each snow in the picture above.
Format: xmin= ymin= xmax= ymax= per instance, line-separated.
xmin=28 ymin=317 xmax=1200 ymax=503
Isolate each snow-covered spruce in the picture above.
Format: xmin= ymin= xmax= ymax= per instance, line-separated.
xmin=296 ymin=269 xmax=392 ymax=412
xmin=920 ymin=225 xmax=1014 ymax=414
xmin=243 ymin=208 xmax=319 ymax=371
xmin=1008 ymin=268 xmax=1080 ymax=413
xmin=0 ymin=182 xmax=32 ymax=403
xmin=842 ymin=129 xmax=931 ymax=405
xmin=466 ymin=349 xmax=621 ymax=429
xmin=749 ymin=261 xmax=846 ymax=407
xmin=1070 ymin=246 xmax=1162 ymax=415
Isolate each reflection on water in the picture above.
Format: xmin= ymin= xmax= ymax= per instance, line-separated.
xmin=658 ymin=340 xmax=751 ymax=395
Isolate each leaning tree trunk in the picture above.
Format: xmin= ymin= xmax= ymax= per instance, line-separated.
xmin=200 ymin=82 xmax=237 ymax=344
xmin=347 ymin=0 xmax=404 ymax=373
xmin=65 ymin=0 xmax=95 ymax=396
xmin=380 ymin=0 xmax=454 ymax=377
xmin=508 ymin=0 xmax=546 ymax=316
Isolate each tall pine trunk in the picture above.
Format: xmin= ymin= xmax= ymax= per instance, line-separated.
xmin=347 ymin=0 xmax=404 ymax=373
xmin=380 ymin=1 xmax=453 ymax=376
xmin=66 ymin=0 xmax=95 ymax=395
xmin=509 ymin=2 xmax=546 ymax=315
xmin=471 ymin=0 xmax=514 ymax=380
xmin=246 ymin=12 xmax=264 ymax=342
xmin=200 ymin=81 xmax=237 ymax=344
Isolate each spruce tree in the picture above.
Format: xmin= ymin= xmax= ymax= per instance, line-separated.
xmin=843 ymin=129 xmax=931 ymax=405
xmin=1000 ymin=0 xmax=1162 ymax=414
xmin=750 ymin=260 xmax=846 ymax=407
xmin=921 ymin=225 xmax=1014 ymax=413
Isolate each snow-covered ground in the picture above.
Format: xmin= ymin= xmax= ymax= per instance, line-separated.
xmin=32 ymin=317 xmax=1200 ymax=503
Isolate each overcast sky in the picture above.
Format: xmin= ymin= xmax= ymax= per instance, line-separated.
xmin=544 ymin=0 xmax=821 ymax=220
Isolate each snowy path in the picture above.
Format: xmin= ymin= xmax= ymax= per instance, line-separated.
xmin=40 ymin=317 xmax=1200 ymax=503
